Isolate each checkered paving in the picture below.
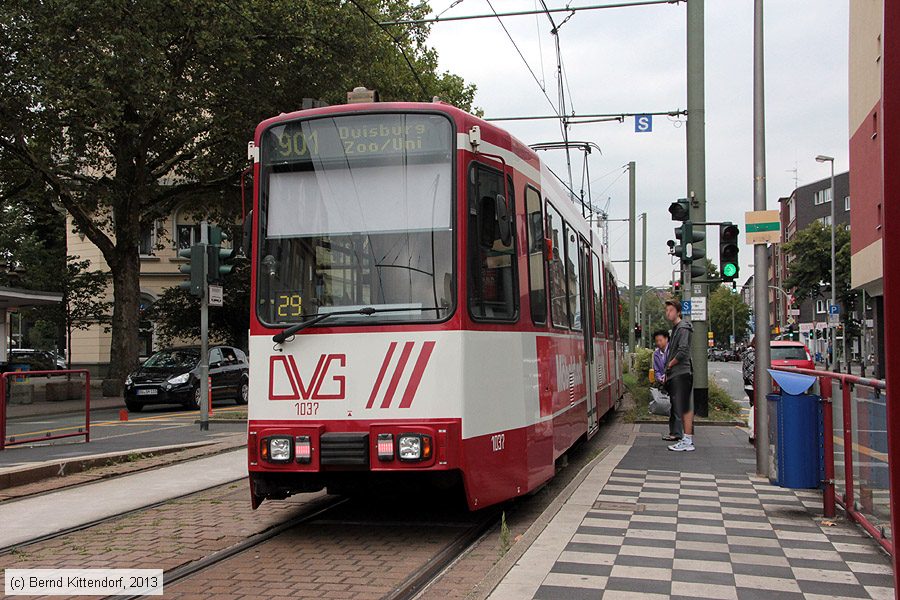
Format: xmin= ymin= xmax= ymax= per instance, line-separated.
xmin=533 ymin=469 xmax=894 ymax=600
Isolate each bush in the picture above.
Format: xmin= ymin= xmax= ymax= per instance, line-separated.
xmin=708 ymin=379 xmax=741 ymax=417
xmin=634 ymin=347 xmax=653 ymax=384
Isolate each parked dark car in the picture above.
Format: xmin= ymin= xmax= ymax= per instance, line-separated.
xmin=123 ymin=346 xmax=248 ymax=412
xmin=3 ymin=349 xmax=65 ymax=372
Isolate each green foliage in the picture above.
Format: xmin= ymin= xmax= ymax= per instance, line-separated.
xmin=147 ymin=261 xmax=250 ymax=349
xmin=709 ymin=286 xmax=750 ymax=346
xmin=634 ymin=347 xmax=653 ymax=384
xmin=26 ymin=319 xmax=58 ymax=350
xmin=708 ymin=380 xmax=741 ymax=417
xmin=703 ymin=258 xmax=721 ymax=293
xmin=783 ymin=222 xmax=852 ymax=307
xmin=0 ymin=0 xmax=475 ymax=381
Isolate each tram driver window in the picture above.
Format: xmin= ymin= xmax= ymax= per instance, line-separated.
xmin=468 ymin=164 xmax=517 ymax=320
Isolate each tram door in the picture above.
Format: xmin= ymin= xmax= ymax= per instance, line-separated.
xmin=580 ymin=238 xmax=598 ymax=433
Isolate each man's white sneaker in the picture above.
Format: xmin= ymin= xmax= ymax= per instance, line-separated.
xmin=668 ymin=439 xmax=695 ymax=452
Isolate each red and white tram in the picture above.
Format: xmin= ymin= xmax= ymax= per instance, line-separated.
xmin=246 ymin=101 xmax=624 ymax=510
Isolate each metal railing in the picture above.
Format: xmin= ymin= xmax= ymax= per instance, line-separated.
xmin=0 ymin=369 xmax=91 ymax=450
xmin=772 ymin=366 xmax=890 ymax=555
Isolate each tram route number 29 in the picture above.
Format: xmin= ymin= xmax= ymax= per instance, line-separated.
xmin=491 ymin=433 xmax=505 ymax=452
xmin=294 ymin=401 xmax=319 ymax=416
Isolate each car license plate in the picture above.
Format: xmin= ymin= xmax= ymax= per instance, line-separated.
xmin=137 ymin=388 xmax=158 ymax=396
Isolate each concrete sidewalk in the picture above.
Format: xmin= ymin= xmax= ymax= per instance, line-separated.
xmin=0 ymin=448 xmax=245 ymax=549
xmin=489 ymin=424 xmax=894 ymax=600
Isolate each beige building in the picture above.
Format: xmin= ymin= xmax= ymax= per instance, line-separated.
xmin=67 ymin=207 xmax=214 ymax=374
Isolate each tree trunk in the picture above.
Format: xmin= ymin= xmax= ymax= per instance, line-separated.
xmin=106 ymin=248 xmax=142 ymax=391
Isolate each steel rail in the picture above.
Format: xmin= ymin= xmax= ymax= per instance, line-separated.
xmin=115 ymin=494 xmax=348 ymax=600
xmin=0 ymin=475 xmax=247 ymax=555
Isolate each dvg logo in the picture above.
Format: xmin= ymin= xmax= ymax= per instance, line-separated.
xmin=269 ymin=354 xmax=346 ymax=401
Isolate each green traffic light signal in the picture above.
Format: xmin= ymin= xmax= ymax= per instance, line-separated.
xmin=719 ymin=222 xmax=740 ymax=282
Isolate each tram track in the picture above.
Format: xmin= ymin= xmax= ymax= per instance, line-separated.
xmin=0 ymin=475 xmax=247 ymax=556
xmin=116 ymin=494 xmax=501 ymax=600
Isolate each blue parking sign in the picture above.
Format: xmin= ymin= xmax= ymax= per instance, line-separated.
xmin=635 ymin=114 xmax=653 ymax=133
xmin=829 ymin=304 xmax=840 ymax=315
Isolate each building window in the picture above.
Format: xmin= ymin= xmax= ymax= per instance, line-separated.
xmin=814 ymin=188 xmax=833 ymax=206
xmin=138 ymin=222 xmax=157 ymax=256
xmin=844 ymin=196 xmax=850 ymax=212
xmin=138 ymin=293 xmax=156 ymax=357
xmin=817 ymin=215 xmax=833 ymax=227
xmin=788 ymin=197 xmax=796 ymax=223
xmin=176 ymin=224 xmax=202 ymax=250
xmin=816 ymin=300 xmax=827 ymax=314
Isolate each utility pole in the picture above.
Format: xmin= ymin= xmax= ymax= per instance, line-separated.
xmin=686 ymin=0 xmax=708 ymax=417
xmin=641 ymin=211 xmax=647 ymax=347
xmin=628 ymin=161 xmax=637 ymax=352
xmin=753 ymin=0 xmax=771 ymax=476
xmin=199 ymin=221 xmax=210 ymax=432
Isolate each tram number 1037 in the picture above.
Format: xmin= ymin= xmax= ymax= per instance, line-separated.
xmin=491 ymin=433 xmax=505 ymax=452
xmin=294 ymin=402 xmax=319 ymax=416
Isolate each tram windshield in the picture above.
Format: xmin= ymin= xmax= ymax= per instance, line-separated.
xmin=257 ymin=112 xmax=454 ymax=326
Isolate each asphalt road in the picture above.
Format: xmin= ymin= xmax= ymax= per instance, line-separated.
xmin=0 ymin=403 xmax=245 ymax=469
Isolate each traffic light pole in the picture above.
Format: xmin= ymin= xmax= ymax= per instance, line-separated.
xmin=752 ymin=0 xmax=771 ymax=477
xmin=686 ymin=0 xmax=708 ymax=417
xmin=199 ymin=220 xmax=210 ymax=432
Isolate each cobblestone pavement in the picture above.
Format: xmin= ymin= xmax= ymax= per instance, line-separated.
xmin=0 ymin=481 xmax=322 ymax=598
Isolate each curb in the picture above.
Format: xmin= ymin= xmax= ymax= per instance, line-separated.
xmin=633 ymin=418 xmax=746 ymax=427
xmin=0 ymin=441 xmax=220 ymax=491
xmin=467 ymin=445 xmax=616 ymax=600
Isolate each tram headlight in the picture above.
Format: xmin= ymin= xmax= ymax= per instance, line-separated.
xmin=265 ymin=436 xmax=293 ymax=463
xmin=398 ymin=434 xmax=432 ymax=462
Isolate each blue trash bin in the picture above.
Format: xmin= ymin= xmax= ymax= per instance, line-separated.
xmin=766 ymin=370 xmax=824 ymax=489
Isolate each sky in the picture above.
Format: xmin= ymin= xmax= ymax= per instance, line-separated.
xmin=426 ymin=0 xmax=849 ymax=288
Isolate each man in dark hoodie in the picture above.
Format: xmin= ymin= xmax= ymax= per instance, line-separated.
xmin=664 ymin=300 xmax=695 ymax=451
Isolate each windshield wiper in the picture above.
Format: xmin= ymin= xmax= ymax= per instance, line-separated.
xmin=271 ymin=305 xmax=446 ymax=343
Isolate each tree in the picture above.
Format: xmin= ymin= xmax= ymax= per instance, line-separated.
xmin=0 ymin=0 xmax=475 ymax=387
xmin=703 ymin=258 xmax=721 ymax=293
xmin=709 ymin=286 xmax=750 ymax=346
xmin=146 ymin=261 xmax=250 ymax=350
xmin=782 ymin=222 xmax=854 ymax=369
xmin=62 ymin=258 xmax=113 ymax=367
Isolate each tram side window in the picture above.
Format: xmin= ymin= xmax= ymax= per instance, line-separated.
xmin=608 ymin=273 xmax=620 ymax=339
xmin=545 ymin=203 xmax=568 ymax=328
xmin=592 ymin=253 xmax=605 ymax=336
xmin=468 ymin=164 xmax=517 ymax=321
xmin=525 ymin=187 xmax=547 ymax=324
xmin=565 ymin=223 xmax=582 ymax=330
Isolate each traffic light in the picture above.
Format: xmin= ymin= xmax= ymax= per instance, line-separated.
xmin=719 ymin=222 xmax=740 ymax=282
xmin=207 ymin=225 xmax=236 ymax=284
xmin=634 ymin=323 xmax=642 ymax=339
xmin=178 ymin=244 xmax=205 ymax=297
xmin=672 ymin=280 xmax=682 ymax=293
xmin=668 ymin=198 xmax=690 ymax=222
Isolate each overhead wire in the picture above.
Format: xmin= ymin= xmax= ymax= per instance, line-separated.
xmin=346 ymin=0 xmax=430 ymax=99
xmin=485 ymin=0 xmax=560 ymax=116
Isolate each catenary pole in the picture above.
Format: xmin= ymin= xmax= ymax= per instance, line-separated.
xmin=628 ymin=162 xmax=637 ymax=352
xmin=686 ymin=0 xmax=708 ymax=416
xmin=642 ymin=212 xmax=648 ymax=346
xmin=753 ymin=0 xmax=770 ymax=476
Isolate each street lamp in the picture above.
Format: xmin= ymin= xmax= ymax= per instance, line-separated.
xmin=815 ymin=154 xmax=836 ymax=371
